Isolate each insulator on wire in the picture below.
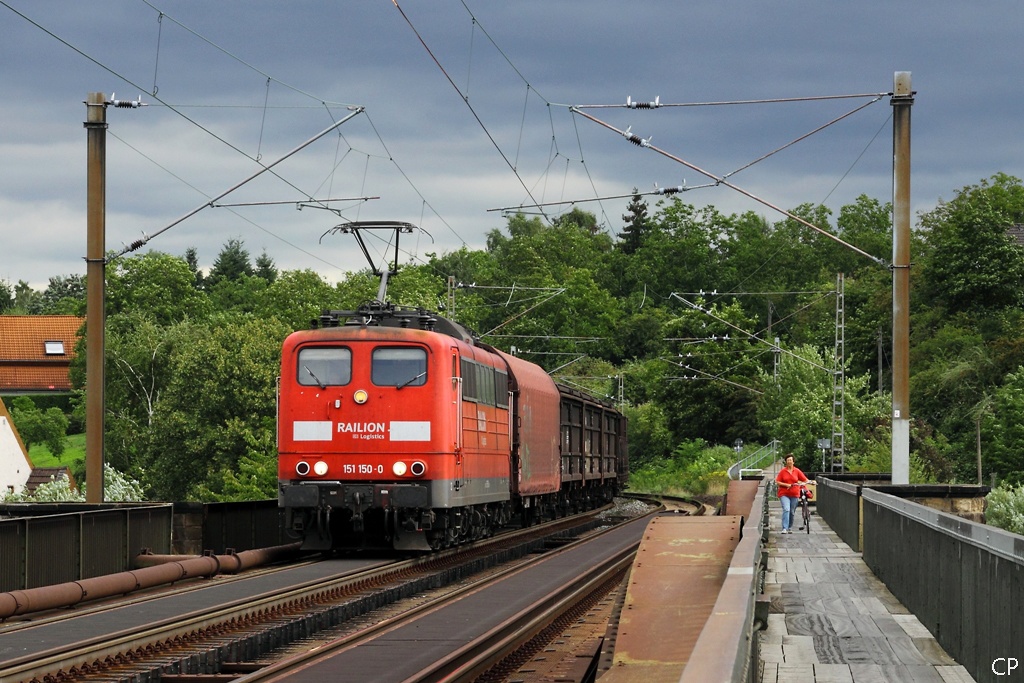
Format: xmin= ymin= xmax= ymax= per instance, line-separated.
xmin=626 ymin=95 xmax=661 ymax=109
xmin=108 ymin=92 xmax=147 ymax=108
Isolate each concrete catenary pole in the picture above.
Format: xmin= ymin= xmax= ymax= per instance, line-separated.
xmin=891 ymin=72 xmax=913 ymax=485
xmin=84 ymin=92 xmax=107 ymax=503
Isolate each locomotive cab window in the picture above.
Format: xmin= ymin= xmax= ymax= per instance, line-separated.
xmin=373 ymin=347 xmax=428 ymax=387
xmin=297 ymin=347 xmax=352 ymax=386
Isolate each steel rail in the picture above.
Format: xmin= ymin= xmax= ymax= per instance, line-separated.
xmin=230 ymin=513 xmax=653 ymax=683
xmin=406 ymin=545 xmax=636 ymax=683
xmin=0 ymin=558 xmax=395 ymax=683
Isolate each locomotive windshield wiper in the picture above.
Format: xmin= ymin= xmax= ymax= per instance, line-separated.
xmin=304 ymin=366 xmax=327 ymax=389
xmin=396 ymin=370 xmax=427 ymax=390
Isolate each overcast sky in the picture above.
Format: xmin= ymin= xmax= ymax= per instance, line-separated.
xmin=1 ymin=2 xmax=1021 ymax=291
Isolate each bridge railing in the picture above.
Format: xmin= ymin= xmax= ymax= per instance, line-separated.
xmin=817 ymin=478 xmax=1012 ymax=683
xmin=814 ymin=476 xmax=864 ymax=550
xmin=0 ymin=503 xmax=172 ymax=592
xmin=727 ymin=440 xmax=780 ymax=480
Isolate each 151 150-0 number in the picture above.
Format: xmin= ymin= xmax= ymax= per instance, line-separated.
xmin=342 ymin=464 xmax=386 ymax=475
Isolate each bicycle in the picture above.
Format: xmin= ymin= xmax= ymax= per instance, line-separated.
xmin=797 ymin=485 xmax=812 ymax=533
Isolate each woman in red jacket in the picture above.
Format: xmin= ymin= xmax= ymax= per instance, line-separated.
xmin=775 ymin=454 xmax=810 ymax=534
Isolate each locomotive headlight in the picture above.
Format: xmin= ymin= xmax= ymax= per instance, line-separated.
xmin=392 ymin=461 xmax=408 ymax=476
xmin=313 ymin=460 xmax=329 ymax=476
xmin=353 ymin=389 xmax=368 ymax=404
xmin=295 ymin=461 xmax=310 ymax=476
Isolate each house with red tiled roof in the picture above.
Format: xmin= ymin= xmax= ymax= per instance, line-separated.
xmin=0 ymin=315 xmax=84 ymax=394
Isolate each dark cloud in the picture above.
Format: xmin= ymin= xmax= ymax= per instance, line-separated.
xmin=2 ymin=1 xmax=1022 ymax=289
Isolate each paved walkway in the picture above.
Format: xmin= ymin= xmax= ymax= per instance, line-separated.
xmin=759 ymin=495 xmax=976 ymax=683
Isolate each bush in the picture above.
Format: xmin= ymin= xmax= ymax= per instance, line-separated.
xmin=2 ymin=464 xmax=145 ymax=503
xmin=986 ymin=484 xmax=1024 ymax=535
xmin=627 ymin=440 xmax=733 ymax=496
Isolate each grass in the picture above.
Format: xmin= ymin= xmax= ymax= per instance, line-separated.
xmin=27 ymin=433 xmax=86 ymax=469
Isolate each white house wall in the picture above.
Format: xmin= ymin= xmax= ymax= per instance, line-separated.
xmin=0 ymin=413 xmax=31 ymax=496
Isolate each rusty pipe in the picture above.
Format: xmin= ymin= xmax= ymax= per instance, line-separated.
xmin=0 ymin=556 xmax=221 ymax=619
xmin=0 ymin=541 xmax=305 ymax=620
xmin=133 ymin=542 xmax=302 ymax=573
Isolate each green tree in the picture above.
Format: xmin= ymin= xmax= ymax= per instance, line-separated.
xmin=184 ymin=247 xmax=206 ymax=289
xmin=981 ymin=367 xmax=1024 ymax=485
xmin=986 ymin=484 xmax=1024 ymax=534
xmin=99 ymin=311 xmax=179 ymax=477
xmin=206 ymin=238 xmax=254 ymax=288
xmin=107 ymin=251 xmax=211 ymax=324
xmin=144 ymin=314 xmax=290 ymax=500
xmin=255 ymin=250 xmax=278 ymax=284
xmin=7 ymin=396 xmax=69 ymax=455
xmin=617 ymin=190 xmax=650 ymax=255
xmin=2 ymin=464 xmax=144 ymax=503
xmin=0 ymin=279 xmax=15 ymax=313
xmin=258 ymin=269 xmax=337 ymax=330
xmin=623 ymin=200 xmax=727 ymax=299
xmin=207 ymin=274 xmax=269 ymax=314
xmin=918 ymin=173 xmax=1024 ymax=315
xmin=13 ymin=280 xmax=43 ymax=314
xmin=649 ymin=297 xmax=765 ymax=446
xmin=833 ymin=194 xmax=892 ymax=276
xmin=622 ymin=401 xmax=672 ymax=469
xmin=756 ymin=344 xmax=839 ymax=470
xmin=387 ymin=265 xmax=447 ymax=311
xmin=41 ymin=274 xmax=85 ymax=315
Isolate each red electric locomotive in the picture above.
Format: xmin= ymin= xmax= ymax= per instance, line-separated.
xmin=277 ymin=301 xmax=628 ymax=551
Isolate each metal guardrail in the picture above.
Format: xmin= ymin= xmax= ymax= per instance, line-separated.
xmin=0 ymin=504 xmax=172 ymax=592
xmin=173 ymin=499 xmax=286 ymax=555
xmin=816 ymin=482 xmax=1015 ymax=683
xmin=0 ymin=500 xmax=289 ymax=592
xmin=814 ymin=477 xmax=862 ymax=551
xmin=727 ymin=440 xmax=780 ymax=480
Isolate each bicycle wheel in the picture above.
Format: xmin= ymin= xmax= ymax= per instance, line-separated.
xmin=803 ymin=501 xmax=811 ymax=533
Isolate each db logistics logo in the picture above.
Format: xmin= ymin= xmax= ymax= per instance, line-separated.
xmin=994 ymin=657 xmax=1019 ymax=676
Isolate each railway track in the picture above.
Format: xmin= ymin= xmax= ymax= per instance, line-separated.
xmin=621 ymin=492 xmax=713 ymax=516
xmin=228 ymin=513 xmax=651 ymax=683
xmin=2 ymin=503 xmax=653 ymax=683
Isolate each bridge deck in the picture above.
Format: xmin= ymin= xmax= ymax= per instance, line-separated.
xmin=760 ymin=495 xmax=976 ymax=683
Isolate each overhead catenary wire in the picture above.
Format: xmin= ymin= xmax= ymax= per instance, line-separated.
xmin=106 ymin=131 xmax=358 ymax=272
xmin=487 ymin=182 xmax=717 ymax=213
xmin=670 ymin=292 xmax=831 ymax=373
xmin=391 ymin=0 xmax=547 ymax=222
xmin=6 ymin=0 xmax=899 ymax=320
xmin=112 ymin=108 xmax=365 ymax=259
xmin=571 ymin=92 xmax=891 ymax=109
xmin=1 ymin=0 xmax=473 ymax=269
xmin=572 ymin=108 xmax=887 ymax=268
xmin=496 ymin=93 xmax=884 ymax=215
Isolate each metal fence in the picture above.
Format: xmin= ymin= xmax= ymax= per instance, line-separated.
xmin=859 ymin=488 xmax=1021 ymax=683
xmin=815 ymin=478 xmax=1018 ymax=682
xmin=727 ymin=440 xmax=780 ymax=480
xmin=0 ymin=504 xmax=172 ymax=592
xmin=814 ymin=477 xmax=862 ymax=551
xmin=198 ymin=501 xmax=284 ymax=557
